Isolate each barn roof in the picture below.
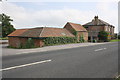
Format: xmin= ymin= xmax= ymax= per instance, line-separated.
xmin=65 ymin=22 xmax=87 ymax=31
xmin=8 ymin=27 xmax=75 ymax=38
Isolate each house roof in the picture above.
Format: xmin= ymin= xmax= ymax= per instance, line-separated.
xmin=8 ymin=27 xmax=75 ymax=38
xmin=65 ymin=22 xmax=87 ymax=31
xmin=83 ymin=16 xmax=114 ymax=27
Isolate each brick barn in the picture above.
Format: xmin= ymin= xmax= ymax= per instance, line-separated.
xmin=83 ymin=16 xmax=115 ymax=41
xmin=8 ymin=22 xmax=88 ymax=48
xmin=64 ymin=22 xmax=88 ymax=41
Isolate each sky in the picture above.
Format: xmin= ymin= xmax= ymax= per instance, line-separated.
xmin=0 ymin=0 xmax=119 ymax=33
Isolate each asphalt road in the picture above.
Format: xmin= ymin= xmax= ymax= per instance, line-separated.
xmin=2 ymin=42 xmax=118 ymax=78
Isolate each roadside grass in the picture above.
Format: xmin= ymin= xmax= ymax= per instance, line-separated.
xmin=110 ymin=39 xmax=120 ymax=42
xmin=0 ymin=37 xmax=8 ymax=40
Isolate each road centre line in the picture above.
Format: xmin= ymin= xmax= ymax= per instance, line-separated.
xmin=0 ymin=59 xmax=52 ymax=71
xmin=94 ymin=48 xmax=107 ymax=52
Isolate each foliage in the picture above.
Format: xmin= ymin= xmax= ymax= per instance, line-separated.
xmin=19 ymin=38 xmax=35 ymax=49
xmin=116 ymin=78 xmax=120 ymax=80
xmin=72 ymin=30 xmax=77 ymax=37
xmin=43 ymin=37 xmax=77 ymax=46
xmin=79 ymin=35 xmax=84 ymax=43
xmin=93 ymin=39 xmax=97 ymax=43
xmin=0 ymin=13 xmax=16 ymax=37
xmin=98 ymin=31 xmax=109 ymax=42
xmin=0 ymin=37 xmax=8 ymax=40
xmin=114 ymin=33 xmax=118 ymax=39
xmin=118 ymin=35 xmax=120 ymax=39
xmin=110 ymin=39 xmax=120 ymax=42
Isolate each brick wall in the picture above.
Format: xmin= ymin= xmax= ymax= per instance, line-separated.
xmin=77 ymin=32 xmax=88 ymax=41
xmin=88 ymin=26 xmax=104 ymax=31
xmin=34 ymin=39 xmax=44 ymax=47
xmin=64 ymin=23 xmax=88 ymax=41
xmin=8 ymin=37 xmax=44 ymax=48
xmin=64 ymin=23 xmax=75 ymax=34
xmin=87 ymin=26 xmax=114 ymax=36
xmin=8 ymin=37 xmax=21 ymax=48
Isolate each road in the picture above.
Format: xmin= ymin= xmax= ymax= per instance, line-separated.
xmin=2 ymin=42 xmax=118 ymax=78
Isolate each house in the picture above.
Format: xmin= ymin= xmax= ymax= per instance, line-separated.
xmin=83 ymin=16 xmax=115 ymax=41
xmin=64 ymin=22 xmax=88 ymax=41
xmin=8 ymin=23 xmax=88 ymax=48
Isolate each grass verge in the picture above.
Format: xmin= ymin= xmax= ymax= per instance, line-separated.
xmin=0 ymin=37 xmax=8 ymax=40
xmin=110 ymin=39 xmax=120 ymax=42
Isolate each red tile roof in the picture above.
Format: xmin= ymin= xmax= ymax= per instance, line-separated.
xmin=8 ymin=29 xmax=29 ymax=37
xmin=40 ymin=27 xmax=74 ymax=37
xmin=67 ymin=22 xmax=87 ymax=31
xmin=8 ymin=27 xmax=75 ymax=38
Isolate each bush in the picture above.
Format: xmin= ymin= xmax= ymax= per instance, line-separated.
xmin=113 ymin=34 xmax=118 ymax=39
xmin=43 ymin=37 xmax=77 ymax=46
xmin=118 ymin=35 xmax=120 ymax=39
xmin=98 ymin=31 xmax=109 ymax=42
xmin=79 ymin=35 xmax=84 ymax=43
xmin=93 ymin=39 xmax=97 ymax=43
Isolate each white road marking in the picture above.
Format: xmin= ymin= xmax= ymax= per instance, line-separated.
xmin=94 ymin=48 xmax=107 ymax=52
xmin=0 ymin=59 xmax=52 ymax=71
xmin=104 ymin=48 xmax=107 ymax=50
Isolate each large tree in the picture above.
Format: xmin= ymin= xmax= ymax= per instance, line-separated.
xmin=0 ymin=13 xmax=16 ymax=37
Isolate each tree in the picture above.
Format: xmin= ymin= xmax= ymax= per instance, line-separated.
xmin=118 ymin=35 xmax=120 ymax=39
xmin=113 ymin=33 xmax=118 ymax=39
xmin=0 ymin=13 xmax=16 ymax=37
xmin=98 ymin=31 xmax=109 ymax=42
xmin=118 ymin=32 xmax=120 ymax=39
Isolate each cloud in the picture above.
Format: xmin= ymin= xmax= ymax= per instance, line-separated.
xmin=0 ymin=2 xmax=118 ymax=33
xmin=96 ymin=2 xmax=118 ymax=33
xmin=0 ymin=2 xmax=95 ymax=28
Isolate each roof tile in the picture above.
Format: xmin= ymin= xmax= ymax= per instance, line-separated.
xmin=8 ymin=27 xmax=75 ymax=37
xmin=68 ymin=22 xmax=87 ymax=31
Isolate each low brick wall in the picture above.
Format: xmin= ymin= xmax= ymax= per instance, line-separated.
xmin=8 ymin=37 xmax=44 ymax=48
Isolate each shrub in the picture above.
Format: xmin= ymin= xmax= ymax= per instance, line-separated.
xmin=93 ymin=39 xmax=96 ymax=43
xmin=43 ymin=37 xmax=77 ymax=46
xmin=118 ymin=35 xmax=120 ymax=39
xmin=79 ymin=35 xmax=84 ymax=43
xmin=98 ymin=31 xmax=109 ymax=42
xmin=113 ymin=34 xmax=118 ymax=39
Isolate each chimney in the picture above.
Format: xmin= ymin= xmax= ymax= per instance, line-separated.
xmin=94 ymin=16 xmax=98 ymax=25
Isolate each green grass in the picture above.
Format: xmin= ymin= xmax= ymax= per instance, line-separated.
xmin=0 ymin=37 xmax=8 ymax=40
xmin=110 ymin=39 xmax=120 ymax=42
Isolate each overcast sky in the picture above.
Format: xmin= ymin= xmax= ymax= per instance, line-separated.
xmin=0 ymin=0 xmax=119 ymax=33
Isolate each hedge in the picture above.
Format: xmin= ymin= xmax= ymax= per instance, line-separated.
xmin=43 ymin=37 xmax=78 ymax=46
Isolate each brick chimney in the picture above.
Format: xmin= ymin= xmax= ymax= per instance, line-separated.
xmin=94 ymin=16 xmax=98 ymax=25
